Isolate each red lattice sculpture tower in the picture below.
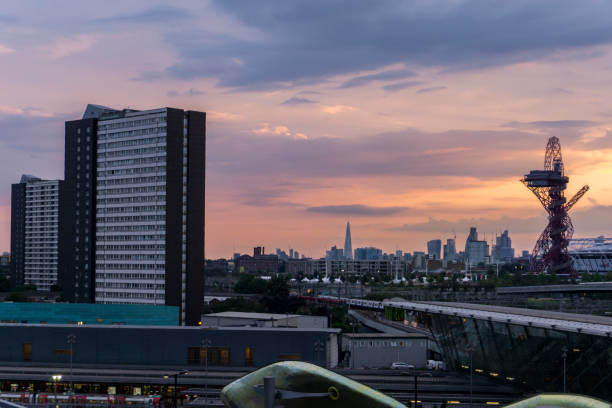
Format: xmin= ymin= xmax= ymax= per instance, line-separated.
xmin=521 ymin=137 xmax=589 ymax=275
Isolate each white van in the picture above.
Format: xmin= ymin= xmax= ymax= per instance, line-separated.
xmin=426 ymin=360 xmax=445 ymax=370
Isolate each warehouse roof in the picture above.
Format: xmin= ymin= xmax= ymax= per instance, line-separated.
xmin=203 ymin=312 xmax=309 ymax=320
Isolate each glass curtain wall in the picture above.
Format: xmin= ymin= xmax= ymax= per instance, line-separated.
xmin=427 ymin=313 xmax=612 ymax=400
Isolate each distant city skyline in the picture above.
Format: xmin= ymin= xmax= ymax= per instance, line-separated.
xmin=251 ymin=223 xmax=519 ymax=261
xmin=2 ymin=1 xmax=612 ymax=259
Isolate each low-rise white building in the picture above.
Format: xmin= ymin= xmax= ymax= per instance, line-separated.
xmin=202 ymin=311 xmax=328 ymax=329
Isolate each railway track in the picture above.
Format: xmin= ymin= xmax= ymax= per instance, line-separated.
xmin=0 ymin=366 xmax=528 ymax=407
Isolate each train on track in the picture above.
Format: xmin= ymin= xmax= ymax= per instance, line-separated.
xmin=300 ymin=295 xmax=385 ymax=310
xmin=0 ymin=392 xmax=162 ymax=406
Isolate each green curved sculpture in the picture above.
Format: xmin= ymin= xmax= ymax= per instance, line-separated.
xmin=504 ymin=394 xmax=611 ymax=408
xmin=221 ymin=361 xmax=405 ymax=408
xmin=221 ymin=361 xmax=611 ymax=408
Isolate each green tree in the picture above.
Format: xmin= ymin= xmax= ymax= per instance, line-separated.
xmin=266 ymin=275 xmax=289 ymax=299
xmin=5 ymin=292 xmax=32 ymax=302
xmin=205 ymin=297 xmax=264 ymax=314
xmin=264 ymin=275 xmax=290 ymax=313
xmin=14 ymin=284 xmax=37 ymax=292
xmin=234 ymin=274 xmax=267 ymax=294
xmin=0 ymin=276 xmax=10 ymax=292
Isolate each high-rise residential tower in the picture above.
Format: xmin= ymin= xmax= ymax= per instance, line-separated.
xmin=344 ymin=222 xmax=353 ymax=260
xmin=10 ymin=175 xmax=63 ymax=290
xmin=60 ymin=115 xmax=99 ymax=303
xmin=60 ymin=105 xmax=205 ymax=325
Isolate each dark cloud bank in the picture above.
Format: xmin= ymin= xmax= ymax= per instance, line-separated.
xmin=159 ymin=0 xmax=612 ymax=89
xmin=307 ymin=204 xmax=409 ymax=216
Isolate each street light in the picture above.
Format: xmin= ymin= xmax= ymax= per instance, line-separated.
xmin=66 ymin=334 xmax=76 ymax=394
xmin=51 ymin=374 xmax=62 ymax=408
xmin=314 ymin=340 xmax=325 ymax=366
xmin=412 ymin=373 xmax=429 ymax=408
xmin=164 ymin=370 xmax=189 ymax=408
xmin=561 ymin=346 xmax=568 ymax=393
xmin=466 ymin=344 xmax=474 ymax=408
xmin=202 ymin=338 xmax=211 ymax=408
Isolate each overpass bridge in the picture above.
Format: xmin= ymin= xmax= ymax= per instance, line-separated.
xmin=496 ymin=282 xmax=612 ymax=295
xmin=382 ymin=300 xmax=612 ymax=338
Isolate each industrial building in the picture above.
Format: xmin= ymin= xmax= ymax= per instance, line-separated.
xmin=0 ymin=324 xmax=339 ymax=368
xmin=202 ymin=311 xmax=328 ymax=329
xmin=340 ymin=333 xmax=430 ymax=369
xmin=234 ymin=247 xmax=279 ymax=274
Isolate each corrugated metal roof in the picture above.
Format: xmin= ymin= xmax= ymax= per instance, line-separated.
xmin=203 ymin=312 xmax=302 ymax=319
xmin=342 ymin=333 xmax=427 ymax=338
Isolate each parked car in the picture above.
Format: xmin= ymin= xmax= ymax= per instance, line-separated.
xmin=391 ymin=362 xmax=415 ymax=370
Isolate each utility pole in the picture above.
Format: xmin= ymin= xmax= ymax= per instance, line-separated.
xmin=413 ymin=374 xmax=418 ymax=408
xmin=67 ymin=334 xmax=76 ymax=394
xmin=562 ymin=346 xmax=568 ymax=393
xmin=51 ymin=375 xmax=62 ymax=408
xmin=164 ymin=370 xmax=189 ymax=408
xmin=174 ymin=373 xmax=178 ymax=408
xmin=314 ymin=340 xmax=325 ymax=366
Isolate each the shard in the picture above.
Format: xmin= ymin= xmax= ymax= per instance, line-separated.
xmin=344 ymin=221 xmax=353 ymax=259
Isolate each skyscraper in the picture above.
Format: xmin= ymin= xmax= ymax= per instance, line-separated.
xmin=354 ymin=247 xmax=382 ymax=260
xmin=465 ymin=227 xmax=478 ymax=253
xmin=427 ymin=239 xmax=442 ymax=260
xmin=443 ymin=238 xmax=456 ymax=261
xmin=464 ymin=227 xmax=489 ymax=266
xmin=492 ymin=230 xmax=515 ymax=263
xmin=60 ymin=105 xmax=205 ymax=325
xmin=326 ymin=245 xmax=344 ymax=260
xmin=344 ymin=221 xmax=353 ymax=260
xmin=466 ymin=240 xmax=489 ymax=266
xmin=10 ymin=175 xmax=63 ymax=290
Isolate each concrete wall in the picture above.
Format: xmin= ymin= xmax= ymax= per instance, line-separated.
xmin=294 ymin=315 xmax=328 ymax=329
xmin=0 ymin=325 xmax=338 ymax=368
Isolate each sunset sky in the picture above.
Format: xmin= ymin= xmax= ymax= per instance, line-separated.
xmin=2 ymin=1 xmax=612 ymax=259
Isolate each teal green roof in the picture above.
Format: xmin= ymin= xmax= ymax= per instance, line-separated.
xmin=0 ymin=302 xmax=178 ymax=326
